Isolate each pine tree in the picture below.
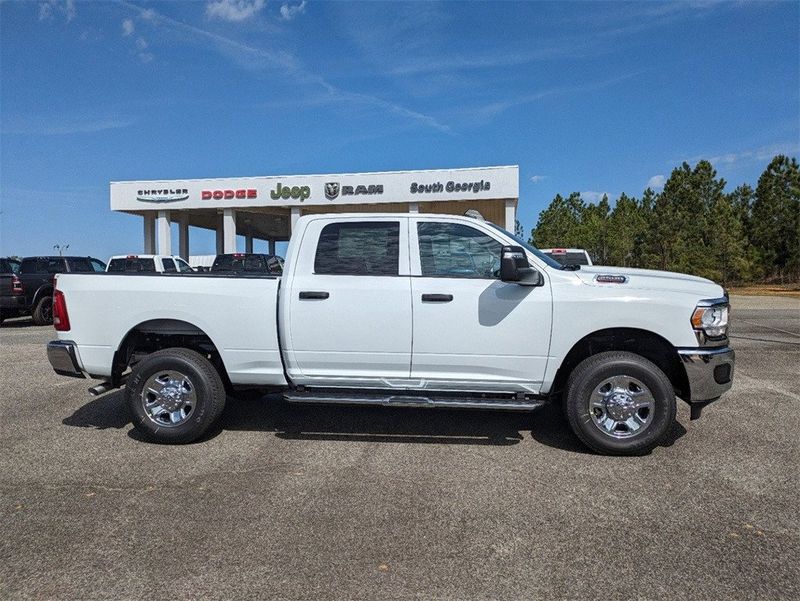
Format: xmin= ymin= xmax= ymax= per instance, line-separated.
xmin=709 ymin=194 xmax=750 ymax=285
xmin=750 ymin=155 xmax=800 ymax=281
xmin=581 ymin=195 xmax=611 ymax=264
xmin=608 ymin=193 xmax=645 ymax=267
xmin=530 ymin=193 xmax=584 ymax=248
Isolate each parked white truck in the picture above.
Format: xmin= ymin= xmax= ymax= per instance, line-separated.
xmin=47 ymin=213 xmax=734 ymax=455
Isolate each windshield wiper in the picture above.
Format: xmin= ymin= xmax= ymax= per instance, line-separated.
xmin=562 ymin=264 xmax=581 ymax=271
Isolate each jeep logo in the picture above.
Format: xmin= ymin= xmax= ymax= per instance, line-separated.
xmin=270 ymin=183 xmax=311 ymax=201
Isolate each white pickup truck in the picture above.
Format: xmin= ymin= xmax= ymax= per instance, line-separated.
xmin=47 ymin=213 xmax=734 ymax=455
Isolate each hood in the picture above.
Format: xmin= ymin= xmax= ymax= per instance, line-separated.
xmin=574 ymin=265 xmax=725 ymax=298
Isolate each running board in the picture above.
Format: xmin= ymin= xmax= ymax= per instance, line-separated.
xmin=283 ymin=391 xmax=546 ymax=411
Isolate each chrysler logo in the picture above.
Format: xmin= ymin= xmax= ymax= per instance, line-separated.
xmin=137 ymin=189 xmax=189 ymax=203
xmin=325 ymin=182 xmax=340 ymax=200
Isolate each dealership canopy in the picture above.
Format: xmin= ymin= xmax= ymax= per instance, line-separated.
xmin=110 ymin=165 xmax=519 ymax=257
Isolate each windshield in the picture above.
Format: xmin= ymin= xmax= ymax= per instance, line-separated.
xmin=486 ymin=223 xmax=564 ymax=269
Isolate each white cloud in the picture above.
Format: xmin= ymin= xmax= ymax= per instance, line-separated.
xmin=530 ymin=175 xmax=548 ymax=183
xmin=135 ymin=37 xmax=148 ymax=51
xmin=2 ymin=117 xmax=135 ymax=136
xmin=206 ymin=0 xmax=266 ymax=22
xmin=38 ymin=0 xmax=75 ymax=22
xmin=122 ymin=18 xmax=135 ymax=36
xmin=280 ymin=1 xmax=307 ymax=21
xmin=647 ymin=174 xmax=665 ymax=190
xmin=581 ymin=191 xmax=612 ymax=203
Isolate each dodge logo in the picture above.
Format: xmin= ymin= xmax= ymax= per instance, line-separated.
xmin=325 ymin=182 xmax=340 ymax=200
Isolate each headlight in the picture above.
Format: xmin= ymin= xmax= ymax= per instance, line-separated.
xmin=691 ymin=303 xmax=729 ymax=338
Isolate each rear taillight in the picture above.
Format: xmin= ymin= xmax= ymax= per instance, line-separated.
xmin=53 ymin=289 xmax=71 ymax=331
xmin=11 ymin=274 xmax=23 ymax=294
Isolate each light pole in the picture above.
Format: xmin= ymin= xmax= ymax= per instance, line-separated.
xmin=53 ymin=244 xmax=69 ymax=256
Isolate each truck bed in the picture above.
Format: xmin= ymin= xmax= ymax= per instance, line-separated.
xmin=54 ymin=273 xmax=286 ymax=385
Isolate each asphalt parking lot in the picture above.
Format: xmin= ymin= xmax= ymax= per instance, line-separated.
xmin=1 ymin=295 xmax=798 ymax=600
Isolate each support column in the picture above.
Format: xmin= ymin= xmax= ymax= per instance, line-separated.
xmin=143 ymin=213 xmax=156 ymax=254
xmin=504 ymin=199 xmax=516 ymax=232
xmin=290 ymin=206 xmax=301 ymax=234
xmin=223 ymin=208 xmax=237 ymax=254
xmin=178 ymin=212 xmax=189 ymax=260
xmin=268 ymin=239 xmax=276 ymax=255
xmin=408 ymin=202 xmax=419 ymax=214
xmin=156 ymin=210 xmax=171 ymax=255
xmin=245 ymin=234 xmax=253 ymax=254
xmin=216 ymin=213 xmax=224 ymax=255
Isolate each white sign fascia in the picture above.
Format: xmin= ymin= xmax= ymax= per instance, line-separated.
xmin=110 ymin=166 xmax=518 ymax=211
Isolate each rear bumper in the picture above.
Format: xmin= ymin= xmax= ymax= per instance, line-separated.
xmin=677 ymin=347 xmax=734 ymax=413
xmin=47 ymin=340 xmax=86 ymax=379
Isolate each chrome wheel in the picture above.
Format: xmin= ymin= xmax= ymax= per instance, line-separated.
xmin=589 ymin=375 xmax=655 ymax=439
xmin=141 ymin=370 xmax=196 ymax=428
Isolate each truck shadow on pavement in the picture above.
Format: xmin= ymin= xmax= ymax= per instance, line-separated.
xmin=63 ymin=391 xmax=686 ymax=453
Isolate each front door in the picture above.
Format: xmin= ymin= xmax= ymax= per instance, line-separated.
xmin=286 ymin=218 xmax=412 ymax=387
xmin=409 ymin=219 xmax=552 ymax=393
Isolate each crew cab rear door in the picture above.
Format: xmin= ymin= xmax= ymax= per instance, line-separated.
xmin=284 ymin=217 xmax=412 ymax=386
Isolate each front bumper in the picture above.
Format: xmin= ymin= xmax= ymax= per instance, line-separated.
xmin=677 ymin=346 xmax=734 ymax=418
xmin=47 ymin=340 xmax=86 ymax=379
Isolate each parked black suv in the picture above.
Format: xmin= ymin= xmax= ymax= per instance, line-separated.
xmin=210 ymin=253 xmax=284 ymax=275
xmin=18 ymin=256 xmax=105 ymax=325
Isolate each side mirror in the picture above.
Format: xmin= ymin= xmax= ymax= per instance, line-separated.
xmin=500 ymin=245 xmax=543 ymax=287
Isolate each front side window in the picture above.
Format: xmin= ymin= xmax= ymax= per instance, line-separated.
xmin=162 ymin=258 xmax=177 ymax=273
xmin=417 ymin=222 xmax=502 ymax=278
xmin=315 ymin=222 xmax=399 ymax=276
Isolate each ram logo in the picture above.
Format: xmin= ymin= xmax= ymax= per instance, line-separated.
xmin=324 ymin=182 xmax=340 ymax=200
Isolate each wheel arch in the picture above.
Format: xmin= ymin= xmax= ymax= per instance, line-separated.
xmin=550 ymin=327 xmax=690 ymax=403
xmin=32 ymin=284 xmax=54 ymax=308
xmin=112 ymin=319 xmax=230 ymax=389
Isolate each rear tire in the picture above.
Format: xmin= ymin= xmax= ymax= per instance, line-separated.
xmin=564 ymin=351 xmax=676 ymax=456
xmin=126 ymin=348 xmax=226 ymax=444
xmin=32 ymin=296 xmax=53 ymax=325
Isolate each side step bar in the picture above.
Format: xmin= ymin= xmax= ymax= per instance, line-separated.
xmin=283 ymin=391 xmax=546 ymax=411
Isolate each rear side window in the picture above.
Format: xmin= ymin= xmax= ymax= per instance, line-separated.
xmin=66 ymin=258 xmax=93 ymax=272
xmin=314 ymin=222 xmax=399 ymax=276
xmin=107 ymin=258 xmax=157 ymax=272
xmin=0 ymin=259 xmax=10 ymax=273
xmin=162 ymin=258 xmax=177 ymax=273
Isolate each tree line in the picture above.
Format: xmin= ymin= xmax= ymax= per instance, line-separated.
xmin=527 ymin=155 xmax=800 ymax=285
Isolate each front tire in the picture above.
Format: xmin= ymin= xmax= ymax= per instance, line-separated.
xmin=564 ymin=351 xmax=677 ymax=455
xmin=126 ymin=348 xmax=226 ymax=444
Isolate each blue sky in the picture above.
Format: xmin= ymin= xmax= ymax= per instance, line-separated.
xmin=1 ymin=0 xmax=798 ymax=258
